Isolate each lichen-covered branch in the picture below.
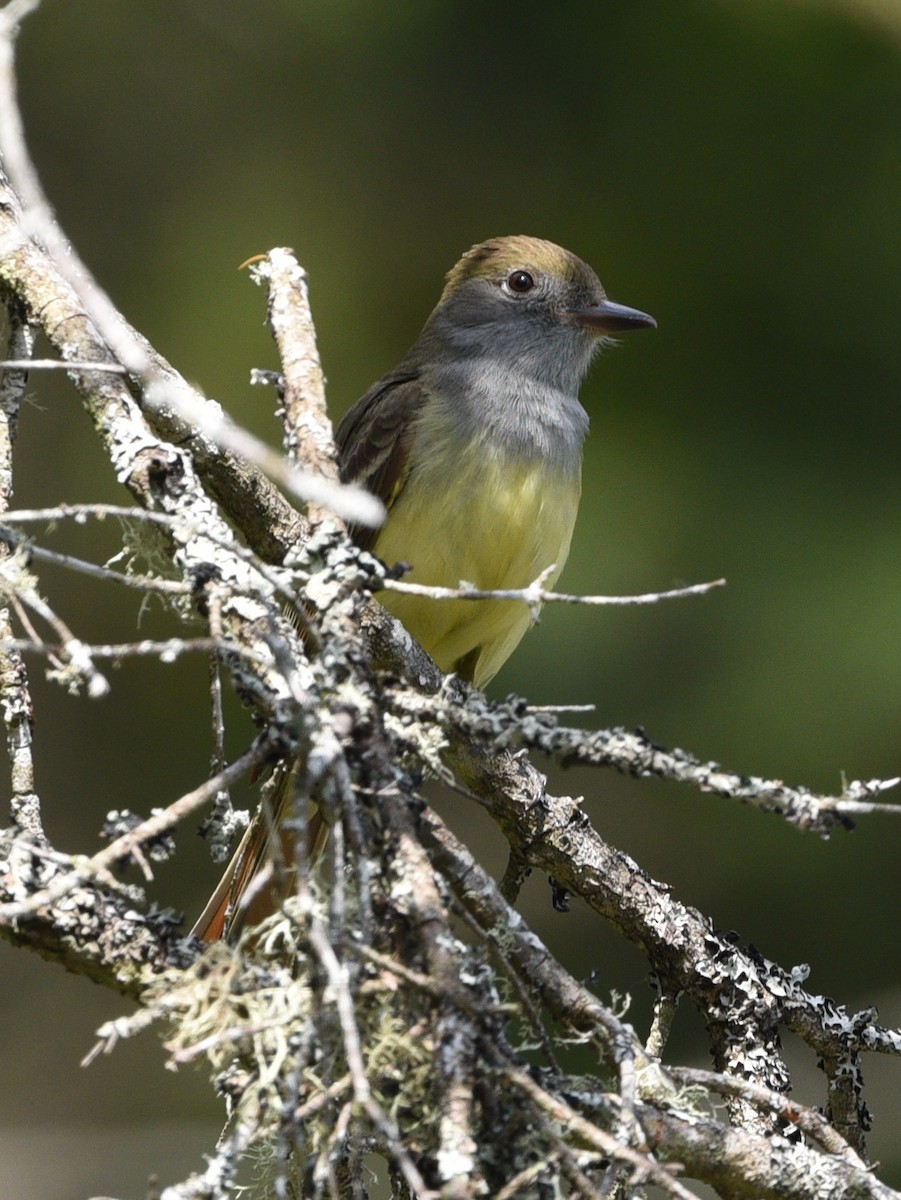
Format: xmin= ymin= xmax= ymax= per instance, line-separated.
xmin=0 ymin=10 xmax=897 ymax=1188
xmin=0 ymin=823 xmax=193 ymax=994
xmin=0 ymin=298 xmax=38 ymax=835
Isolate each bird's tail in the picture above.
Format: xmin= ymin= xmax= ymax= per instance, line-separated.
xmin=191 ymin=764 xmax=328 ymax=943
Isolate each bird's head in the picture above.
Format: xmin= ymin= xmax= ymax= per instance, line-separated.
xmin=418 ymin=235 xmax=655 ymax=391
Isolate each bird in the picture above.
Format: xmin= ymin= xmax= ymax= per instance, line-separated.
xmin=335 ymin=234 xmax=656 ymax=688
xmin=192 ymin=235 xmax=655 ymax=941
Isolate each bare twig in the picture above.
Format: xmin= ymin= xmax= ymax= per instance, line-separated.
xmin=304 ymin=904 xmax=437 ymax=1199
xmin=384 ymin=564 xmax=726 ymax=616
xmin=505 ymin=1066 xmax=697 ymax=1200
xmin=2 ymin=534 xmax=191 ymax=594
xmin=668 ymin=1065 xmax=868 ymax=1163
xmin=157 ymin=1118 xmax=254 ymax=1200
xmin=0 ymin=634 xmax=226 ymax=662
xmin=0 ymin=549 xmax=110 ymax=696
xmin=0 ymin=357 xmax=127 ymax=373
xmin=254 ymin=248 xmax=338 ymax=500
xmin=141 ymin=377 xmax=382 ymax=529
xmin=0 ymin=740 xmax=271 ymax=923
xmin=1 ymin=504 xmax=290 ymax=606
xmin=0 ymin=8 xmax=378 ymax=532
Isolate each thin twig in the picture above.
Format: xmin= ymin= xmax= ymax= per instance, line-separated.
xmin=493 ymin=1158 xmax=558 ymax=1200
xmin=505 ymin=1066 xmax=696 ymax=1200
xmin=0 ymin=503 xmax=326 ymax=615
xmin=0 ymin=357 xmax=127 ymax=373
xmin=142 ymin=377 xmax=382 ymax=529
xmin=254 ymin=249 xmax=339 ymax=514
xmin=304 ymin=912 xmax=437 ymax=1199
xmin=1 ymin=634 xmax=226 ymax=661
xmin=0 ymin=739 xmax=271 ymax=922
xmin=4 ymin=564 xmax=110 ymax=695
xmin=384 ymin=565 xmax=726 ymax=614
xmin=5 ymin=536 xmax=191 ymax=594
xmin=0 ymin=3 xmax=379 ymax=531
xmin=0 ymin=502 xmax=190 ymax=526
xmin=667 ymin=1065 xmax=869 ymax=1164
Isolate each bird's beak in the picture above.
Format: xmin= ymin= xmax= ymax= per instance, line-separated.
xmin=568 ymin=298 xmax=657 ymax=333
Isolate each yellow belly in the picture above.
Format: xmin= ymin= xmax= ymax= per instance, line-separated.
xmin=373 ymin=450 xmax=581 ymax=687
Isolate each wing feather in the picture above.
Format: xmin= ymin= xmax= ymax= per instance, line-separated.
xmin=336 ymin=373 xmax=426 ymax=551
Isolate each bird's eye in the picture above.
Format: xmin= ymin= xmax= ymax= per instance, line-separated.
xmin=506 ymin=270 xmax=534 ymax=294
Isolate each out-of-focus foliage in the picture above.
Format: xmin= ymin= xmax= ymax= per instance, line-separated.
xmin=1 ymin=2 xmax=898 ymax=1197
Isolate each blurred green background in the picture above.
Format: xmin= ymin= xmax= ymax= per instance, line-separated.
xmin=1 ymin=1 xmax=899 ymax=1196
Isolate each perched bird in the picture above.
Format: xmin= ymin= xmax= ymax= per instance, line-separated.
xmin=337 ymin=234 xmax=655 ymax=687
xmin=192 ymin=235 xmax=654 ymax=941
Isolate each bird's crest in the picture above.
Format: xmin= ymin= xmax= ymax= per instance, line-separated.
xmin=443 ymin=235 xmax=590 ymax=295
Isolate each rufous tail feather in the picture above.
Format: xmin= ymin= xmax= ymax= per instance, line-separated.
xmin=191 ymin=765 xmax=328 ymax=943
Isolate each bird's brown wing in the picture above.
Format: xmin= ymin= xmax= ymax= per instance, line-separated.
xmin=336 ymin=372 xmax=426 ymax=551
